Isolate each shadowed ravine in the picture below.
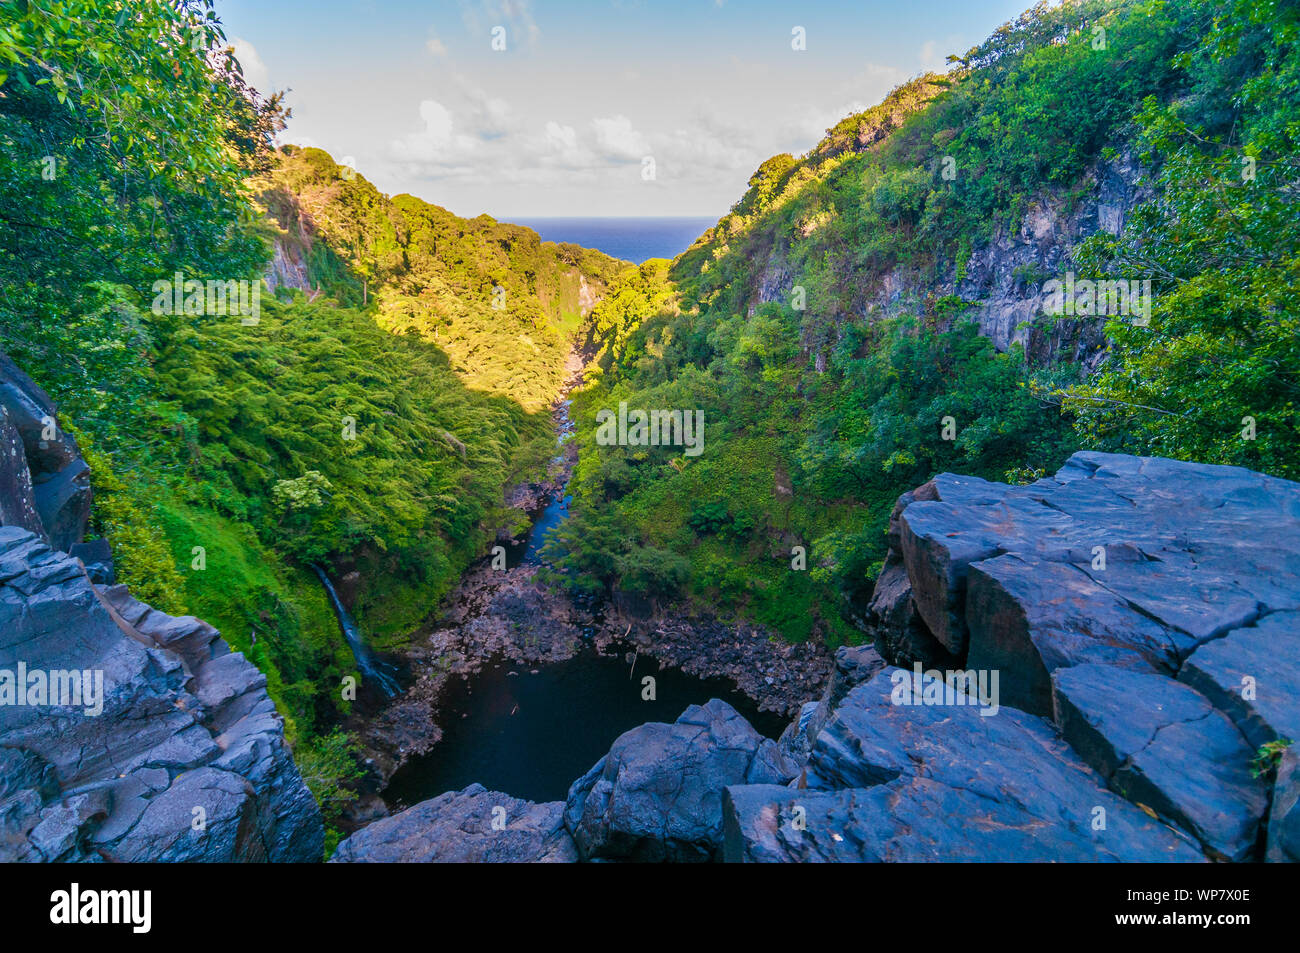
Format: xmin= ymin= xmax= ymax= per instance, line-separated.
xmin=370 ymin=392 xmax=788 ymax=808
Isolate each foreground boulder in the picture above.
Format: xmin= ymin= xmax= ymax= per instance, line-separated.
xmin=865 ymin=552 xmax=960 ymax=669
xmin=330 ymin=784 xmax=576 ymax=863
xmin=0 ymin=403 xmax=43 ymax=541
xmin=877 ymin=452 xmax=1300 ymax=717
xmin=0 ymin=528 xmax=323 ymax=862
xmin=1052 ymin=664 xmax=1267 ymax=861
xmin=724 ymin=668 xmax=1203 ymax=862
xmin=1268 ymin=746 xmax=1300 ymax=863
xmin=856 ymin=451 xmax=1300 ymax=862
xmin=724 ymin=777 xmax=1191 ymax=863
xmin=1178 ymin=611 xmax=1300 ymax=750
xmin=776 ymin=644 xmax=888 ymax=764
xmin=563 ymin=698 xmax=792 ymax=861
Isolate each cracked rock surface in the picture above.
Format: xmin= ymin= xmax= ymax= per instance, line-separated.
xmin=723 ymin=667 xmax=1204 ymax=862
xmin=0 ymin=528 xmax=323 ymax=862
xmin=1052 ymin=663 xmax=1267 ymax=861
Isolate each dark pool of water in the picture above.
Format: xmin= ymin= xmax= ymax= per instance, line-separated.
xmin=382 ymin=645 xmax=791 ymax=807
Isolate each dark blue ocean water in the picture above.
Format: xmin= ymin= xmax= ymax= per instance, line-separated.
xmin=511 ymin=216 xmax=716 ymax=264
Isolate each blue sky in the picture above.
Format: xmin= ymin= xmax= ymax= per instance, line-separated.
xmin=216 ymin=0 xmax=1036 ymax=218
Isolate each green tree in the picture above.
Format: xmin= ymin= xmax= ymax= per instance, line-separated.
xmin=1062 ymin=0 xmax=1300 ymax=478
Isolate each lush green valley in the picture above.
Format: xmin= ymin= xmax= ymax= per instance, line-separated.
xmin=552 ymin=0 xmax=1300 ymax=645
xmin=0 ymin=0 xmax=621 ymax=830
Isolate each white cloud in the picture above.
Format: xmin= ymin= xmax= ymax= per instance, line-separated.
xmin=591 ymin=115 xmax=651 ymax=160
xmin=540 ymin=121 xmax=596 ymax=170
xmin=390 ymin=99 xmax=480 ymax=167
xmin=462 ymin=84 xmax=513 ymax=138
xmin=427 ymin=32 xmax=448 ymax=57
xmin=231 ymin=37 xmax=269 ymax=93
xmin=485 ymin=97 xmax=510 ymax=124
xmin=418 ymin=100 xmax=455 ymax=144
xmin=544 ymin=121 xmax=577 ymax=151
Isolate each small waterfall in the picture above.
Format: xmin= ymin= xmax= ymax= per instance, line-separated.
xmin=310 ymin=564 xmax=401 ymax=699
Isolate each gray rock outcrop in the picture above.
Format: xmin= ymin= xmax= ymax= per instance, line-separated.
xmin=1052 ymin=664 xmax=1267 ymax=861
xmin=1178 ymin=611 xmax=1300 ymax=750
xmin=562 ymin=698 xmax=791 ymax=861
xmin=0 ymin=352 xmax=91 ymax=551
xmin=776 ymin=643 xmax=887 ymax=763
xmin=330 ymin=784 xmax=575 ymax=863
xmin=722 ymin=668 xmax=1202 ymax=863
xmin=870 ymin=452 xmax=1300 ymax=717
xmin=1268 ymin=746 xmax=1300 ymax=863
xmin=857 ymin=451 xmax=1299 ymax=861
xmin=0 ymin=533 xmax=323 ymax=862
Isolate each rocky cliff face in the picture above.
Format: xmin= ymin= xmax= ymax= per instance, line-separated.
xmin=953 ymin=149 xmax=1148 ymax=368
xmin=754 ymin=150 xmax=1149 ymax=372
xmin=262 ymin=189 xmax=324 ymax=298
xmin=332 ymin=451 xmax=1299 ymax=863
xmin=0 ymin=353 xmax=324 ymax=862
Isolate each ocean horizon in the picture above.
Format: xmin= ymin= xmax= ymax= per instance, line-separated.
xmin=509 ymin=216 xmax=717 ymax=265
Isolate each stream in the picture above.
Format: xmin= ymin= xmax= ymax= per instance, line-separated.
xmin=324 ymin=382 xmax=796 ymax=814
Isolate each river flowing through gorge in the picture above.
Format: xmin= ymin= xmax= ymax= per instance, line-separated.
xmin=334 ymin=373 xmax=814 ymax=820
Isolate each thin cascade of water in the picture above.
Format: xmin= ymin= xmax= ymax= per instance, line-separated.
xmin=311 ymin=564 xmax=401 ymax=699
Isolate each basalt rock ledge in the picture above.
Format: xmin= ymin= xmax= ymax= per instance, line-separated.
xmin=0 ymin=528 xmax=324 ymax=862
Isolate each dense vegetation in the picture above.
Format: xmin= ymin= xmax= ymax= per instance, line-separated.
xmin=255 ymin=147 xmax=622 ymax=412
xmin=0 ymin=0 xmax=619 ymax=843
xmin=554 ymin=0 xmax=1299 ymax=645
xmin=1064 ymin=0 xmax=1300 ymax=476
